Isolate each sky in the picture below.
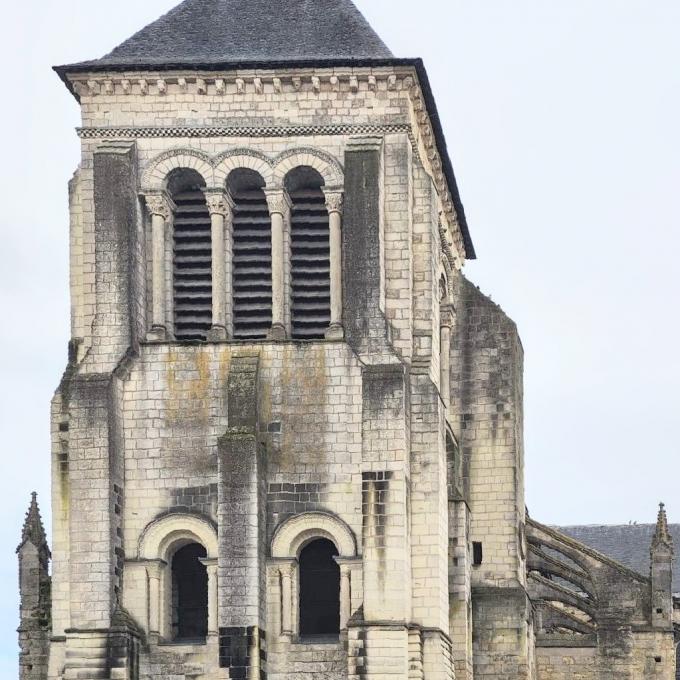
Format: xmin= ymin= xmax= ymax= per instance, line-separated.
xmin=0 ymin=0 xmax=678 ymax=675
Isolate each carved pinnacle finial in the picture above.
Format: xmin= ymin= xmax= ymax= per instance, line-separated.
xmin=651 ymin=501 xmax=673 ymax=554
xmin=17 ymin=492 xmax=50 ymax=560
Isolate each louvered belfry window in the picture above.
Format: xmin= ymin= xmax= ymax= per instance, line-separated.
xmin=169 ymin=170 xmax=212 ymax=341
xmin=285 ymin=167 xmax=331 ymax=340
xmin=228 ymin=169 xmax=272 ymax=340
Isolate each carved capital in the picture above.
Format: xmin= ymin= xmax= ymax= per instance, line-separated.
xmin=277 ymin=559 xmax=297 ymax=579
xmin=203 ymin=190 xmax=234 ymax=218
xmin=144 ymin=192 xmax=174 ymax=220
xmin=323 ymin=189 xmax=344 ymax=215
xmin=264 ymin=189 xmax=292 ymax=216
xmin=144 ymin=558 xmax=167 ymax=580
xmin=440 ymin=303 xmax=455 ymax=329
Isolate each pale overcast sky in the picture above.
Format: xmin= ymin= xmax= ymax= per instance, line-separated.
xmin=0 ymin=0 xmax=678 ymax=675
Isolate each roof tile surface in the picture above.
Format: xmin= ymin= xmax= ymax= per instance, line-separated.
xmin=559 ymin=523 xmax=680 ymax=593
xmin=77 ymin=0 xmax=392 ymax=67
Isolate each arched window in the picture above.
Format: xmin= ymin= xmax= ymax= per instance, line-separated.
xmin=171 ymin=542 xmax=208 ymax=641
xmin=167 ymin=169 xmax=212 ymax=341
xmin=228 ymin=169 xmax=272 ymax=339
xmin=299 ymin=538 xmax=340 ymax=637
xmin=285 ymin=167 xmax=330 ymax=340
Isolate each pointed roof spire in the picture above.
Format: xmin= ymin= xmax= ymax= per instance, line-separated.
xmin=58 ymin=0 xmax=392 ymax=69
xmin=651 ymin=502 xmax=673 ymax=554
xmin=17 ymin=492 xmax=50 ymax=560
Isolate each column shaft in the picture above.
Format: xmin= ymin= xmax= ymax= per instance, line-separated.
xmin=440 ymin=304 xmax=455 ymax=410
xmin=281 ymin=568 xmax=293 ymax=635
xmin=339 ymin=565 xmax=351 ymax=629
xmin=152 ymin=213 xmax=166 ymax=332
xmin=440 ymin=324 xmax=451 ymax=409
xmin=145 ymin=193 xmax=173 ymax=342
xmin=148 ymin=572 xmax=161 ymax=639
xmin=265 ymin=190 xmax=291 ymax=340
xmin=211 ymin=212 xmax=226 ymax=334
xmin=324 ymin=191 xmax=344 ymax=340
xmin=205 ymin=191 xmax=232 ymax=341
xmin=201 ymin=559 xmax=219 ymax=637
xmin=271 ymin=212 xmax=285 ymax=335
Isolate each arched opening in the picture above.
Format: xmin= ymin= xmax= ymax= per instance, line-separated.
xmin=299 ymin=538 xmax=340 ymax=637
xmin=439 ymin=274 xmax=448 ymax=305
xmin=171 ymin=542 xmax=208 ymax=641
xmin=167 ymin=169 xmax=211 ymax=341
xmin=227 ymin=169 xmax=272 ymax=339
xmin=285 ymin=167 xmax=330 ymax=340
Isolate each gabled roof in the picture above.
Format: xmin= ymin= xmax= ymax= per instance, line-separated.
xmin=62 ymin=0 xmax=392 ymax=69
xmin=559 ymin=523 xmax=680 ymax=593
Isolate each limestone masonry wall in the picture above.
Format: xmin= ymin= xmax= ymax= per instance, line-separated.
xmin=23 ymin=55 xmax=675 ymax=680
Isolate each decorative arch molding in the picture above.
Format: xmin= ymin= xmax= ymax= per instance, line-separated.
xmin=273 ymin=147 xmax=344 ymax=187
xmin=213 ymin=148 xmax=274 ymax=187
xmin=141 ymin=148 xmax=215 ymax=191
xmin=271 ymin=512 xmax=356 ymax=558
xmin=138 ymin=513 xmax=218 ymax=561
xmin=142 ymin=146 xmax=344 ymax=192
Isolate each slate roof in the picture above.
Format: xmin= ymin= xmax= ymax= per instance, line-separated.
xmin=63 ymin=0 xmax=392 ymax=68
xmin=559 ymin=524 xmax=680 ymax=593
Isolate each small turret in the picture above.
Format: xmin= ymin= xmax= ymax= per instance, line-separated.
xmin=17 ymin=492 xmax=51 ymax=680
xmin=650 ymin=502 xmax=673 ymax=628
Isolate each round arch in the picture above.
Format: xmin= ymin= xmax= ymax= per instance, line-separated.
xmin=273 ymin=148 xmax=344 ymax=187
xmin=141 ymin=148 xmax=215 ymax=192
xmin=271 ymin=512 xmax=356 ymax=559
xmin=138 ymin=513 xmax=218 ymax=561
xmin=213 ymin=148 xmax=275 ymax=188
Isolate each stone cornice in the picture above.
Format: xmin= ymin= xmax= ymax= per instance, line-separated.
xmin=69 ymin=68 xmax=414 ymax=99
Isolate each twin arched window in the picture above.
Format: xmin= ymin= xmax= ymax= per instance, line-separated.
xmin=135 ymin=513 xmax=353 ymax=645
xmin=167 ymin=536 xmax=341 ymax=642
xmin=162 ymin=165 xmax=332 ymax=342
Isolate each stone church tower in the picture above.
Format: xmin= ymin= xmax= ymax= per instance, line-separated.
xmin=20 ymin=0 xmax=677 ymax=678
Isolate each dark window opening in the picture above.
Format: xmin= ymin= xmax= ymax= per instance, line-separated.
xmin=473 ymin=541 xmax=483 ymax=566
xmin=171 ymin=542 xmax=208 ymax=641
xmin=168 ymin=169 xmax=211 ymax=341
xmin=285 ymin=167 xmax=330 ymax=340
xmin=228 ymin=169 xmax=272 ymax=339
xmin=299 ymin=538 xmax=340 ymax=637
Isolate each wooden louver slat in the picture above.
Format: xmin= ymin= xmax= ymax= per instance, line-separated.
xmin=232 ymin=189 xmax=272 ymax=339
xmin=173 ymin=190 xmax=212 ymax=341
xmin=290 ymin=188 xmax=330 ymax=340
